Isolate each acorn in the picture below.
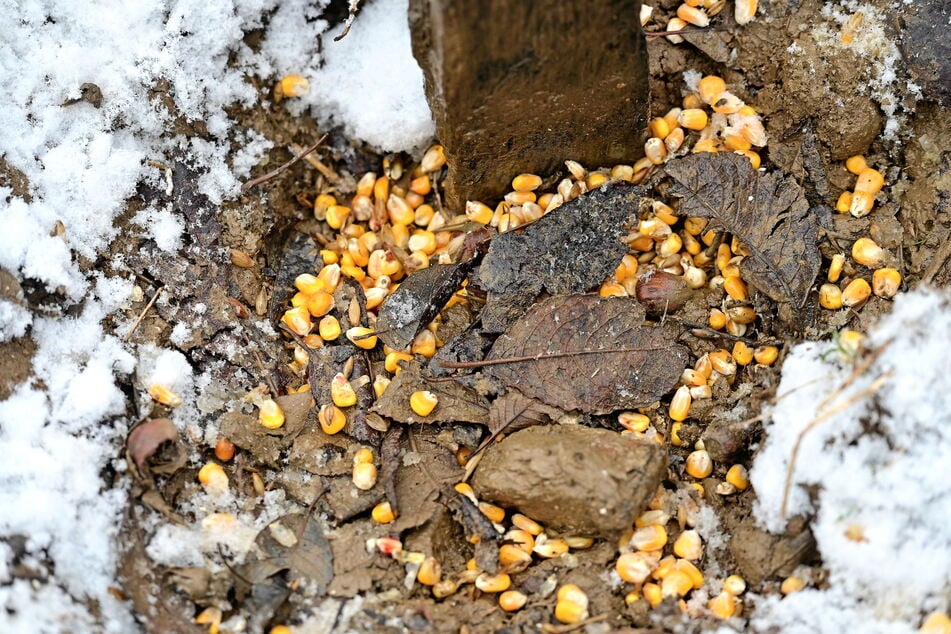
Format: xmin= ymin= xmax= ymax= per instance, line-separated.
xmin=635 ymin=270 xmax=692 ymax=315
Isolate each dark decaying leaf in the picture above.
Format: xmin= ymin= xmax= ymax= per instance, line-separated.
xmin=665 ymin=153 xmax=820 ymax=311
xmin=476 ymin=389 xmax=563 ymax=455
xmin=482 ymin=295 xmax=688 ymax=415
xmin=242 ymin=513 xmax=334 ymax=594
xmin=371 ymin=360 xmax=489 ymax=425
xmin=477 ymin=181 xmax=644 ymax=331
xmin=390 ymin=427 xmax=463 ymax=533
xmin=380 ymin=425 xmax=404 ymax=513
xmin=376 ymin=262 xmax=473 ymax=351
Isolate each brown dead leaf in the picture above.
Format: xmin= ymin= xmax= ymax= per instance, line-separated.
xmin=665 ymin=153 xmax=820 ymax=312
xmin=481 ymin=295 xmax=688 ymax=414
xmin=127 ymin=418 xmax=180 ymax=475
xmin=243 ymin=513 xmax=334 ymax=593
xmin=371 ymin=360 xmax=490 ymax=425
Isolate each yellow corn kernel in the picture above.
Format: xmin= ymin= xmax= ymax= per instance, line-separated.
xmin=512 ymin=513 xmax=543 ymax=536
xmin=198 ymin=462 xmax=228 ymax=493
xmin=828 ymin=253 xmax=846 ymax=283
xmin=258 ymin=398 xmax=285 ymax=430
xmin=305 ymin=292 xmax=334 ymax=319
xmin=679 ymin=108 xmax=709 ymax=131
xmin=850 ymin=190 xmax=875 ymax=218
xmin=278 ymin=74 xmax=309 ymax=98
xmin=281 ymin=306 xmax=312 ymax=336
xmin=842 ymin=278 xmax=871 ymax=307
xmin=698 ymin=75 xmax=726 ymax=105
xmin=683 ymin=93 xmax=704 ymax=110
xmin=686 ymin=449 xmax=713 ymax=479
xmin=781 ymin=576 xmax=805 ymax=594
xmin=643 ymin=582 xmax=663 ymax=607
xmin=661 ymin=569 xmax=694 ymax=598
xmin=331 ymin=373 xmax=357 ymax=407
xmin=413 ymin=204 xmax=435 ymax=227
xmin=585 ymin=172 xmax=608 ymax=190
xmin=732 ymin=341 xmax=753 ymax=366
xmin=723 ymin=276 xmax=748 ymax=301
xmin=618 ymin=411 xmax=651 ymax=432
xmin=708 ymin=308 xmax=727 ymax=331
xmin=373 ymin=376 xmax=390 ymax=399
xmin=872 ymin=267 xmax=901 ymax=298
xmin=417 ymin=556 xmax=441 ymax=586
xmin=675 ymin=558 xmax=704 ymax=589
xmin=599 ymin=281 xmax=627 ymax=298
xmin=726 ymin=464 xmax=750 ymax=491
xmin=650 ymin=117 xmax=671 ymax=139
xmin=709 ymin=591 xmax=736 ymax=619
xmin=819 ymin=283 xmax=843 ymax=309
xmin=735 ymin=0 xmax=758 ymax=24
xmin=533 ymin=537 xmax=569 ymax=558
xmin=385 ymin=193 xmax=414 ymax=226
xmin=294 ymin=273 xmax=324 ymax=295
xmin=499 ymin=544 xmax=532 ymax=566
xmin=631 ymin=524 xmax=668 ymax=552
xmin=352 ymin=461 xmax=377 ymax=490
xmin=616 ymin=551 xmax=658 ymax=584
xmin=658 ymin=233 xmax=683 ymax=258
xmin=346 ymin=327 xmax=378 ymax=350
xmin=420 ymin=144 xmax=446 ymax=173
xmin=669 ymin=385 xmax=692 ymax=422
xmin=645 ymin=137 xmax=668 ymax=165
xmin=693 ymin=140 xmax=720 ymax=156
xmin=326 ymin=204 xmax=350 ymax=230
xmin=148 ymin=384 xmax=182 ymax=408
xmin=505 ymin=528 xmax=534 ymax=553
xmin=384 ymin=351 xmax=413 ymax=374
xmin=412 ymin=329 xmax=437 ymax=358
xmin=724 ymin=133 xmax=752 ymax=152
xmin=454 ymin=481 xmax=477 ymax=501
xmin=727 ymin=306 xmax=757 ymax=325
xmin=195 ymin=606 xmax=222 ymax=629
xmin=708 ymin=349 xmax=737 ymax=376
xmin=269 ymin=626 xmax=292 ymax=634
xmin=852 ymin=237 xmax=887 ymax=268
xmin=673 ymin=529 xmax=703 ymax=561
xmin=290 ymin=291 xmax=308 ymax=308
xmin=736 ymin=150 xmax=761 ymax=169
xmin=409 ymin=390 xmax=438 ymax=417
xmin=317 ymin=315 xmax=340 ymax=341
xmin=318 ymin=403 xmax=346 ymax=435
xmin=565 ymin=536 xmax=594 ymax=550
xmin=557 ymin=583 xmax=589 ymax=607
xmin=478 ymin=501 xmax=505 ymax=524
xmin=845 ymin=155 xmax=868 ymax=175
xmin=723 ymin=574 xmax=747 ymax=596
xmin=855 ymin=168 xmax=884 ymax=195
xmin=475 ymin=572 xmax=511 ymax=593
xmin=670 ymin=422 xmax=684 ymax=446
xmin=753 ymin=345 xmax=778 ymax=366
xmin=372 ymin=501 xmax=395 ymax=524
xmin=512 ymin=173 xmax=543 ymax=192
xmin=554 ymin=599 xmax=588 ymax=624
xmin=498 ymin=590 xmax=527 ymax=612
xmin=408 ymin=175 xmax=431 ymax=196
xmin=836 ymin=191 xmax=853 ymax=213
xmin=920 ymin=612 xmax=951 ymax=634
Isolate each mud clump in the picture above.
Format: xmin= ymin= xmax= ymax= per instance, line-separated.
xmin=471 ymin=425 xmax=666 ymax=536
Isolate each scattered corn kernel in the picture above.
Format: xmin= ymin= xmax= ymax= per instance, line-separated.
xmin=854 ymin=167 xmax=884 ymax=195
xmin=372 ymin=501 xmax=395 ymax=524
xmin=673 ymin=529 xmax=703 ymax=561
xmin=735 ymin=0 xmax=758 ymax=25
xmin=331 ymin=373 xmax=358 ymax=407
xmin=836 ymin=191 xmax=853 ymax=213
xmin=346 ymin=326 xmax=378 ymax=350
xmin=841 ymin=278 xmax=871 ymax=307
xmin=686 ymin=449 xmax=713 ymax=479
xmin=318 ymin=404 xmax=347 ymax=435
xmin=631 ymin=524 xmax=668 ymax=552
xmin=845 ymin=155 xmax=867 ymax=175
xmin=920 ymin=612 xmax=951 ymax=634
xmin=732 ymin=341 xmax=754 ymax=366
xmin=850 ymin=190 xmax=875 ymax=218
xmin=852 ymin=237 xmax=887 ymax=268
xmin=709 ymin=591 xmax=736 ymax=619
xmin=409 ymin=390 xmax=438 ymax=417
xmin=726 ymin=464 xmax=750 ymax=490
xmin=475 ymin=572 xmax=511 ymax=593
xmin=723 ymin=574 xmax=747 ymax=596
xmin=679 ymin=108 xmax=709 ymax=131
xmin=512 ymin=513 xmax=543 ymax=535
xmin=278 ymin=74 xmax=309 ymax=98
xmin=872 ymin=267 xmax=901 ymax=298
xmin=669 ymin=385 xmax=692 ymax=422
xmin=498 ymin=590 xmax=527 ymax=612
xmin=417 ymin=556 xmax=441 ymax=586
xmin=198 ymin=462 xmax=228 ymax=493
xmin=352 ymin=461 xmax=377 ymax=490
xmin=781 ymin=575 xmax=805 ymax=594
xmin=258 ymin=398 xmax=285 ymax=429
xmin=819 ymin=283 xmax=844 ymax=310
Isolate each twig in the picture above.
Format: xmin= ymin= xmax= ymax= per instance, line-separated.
xmin=124 ymin=285 xmax=164 ymax=341
xmin=334 ymin=0 xmax=362 ymax=41
xmin=921 ymin=228 xmax=951 ymax=284
xmin=241 ymin=134 xmax=328 ymax=193
xmin=780 ymin=369 xmax=892 ymax=518
xmin=437 ymin=346 xmax=667 ymax=369
xmin=292 ymin=142 xmax=343 ymax=185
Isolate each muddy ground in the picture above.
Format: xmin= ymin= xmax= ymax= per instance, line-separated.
xmin=3 ymin=0 xmax=947 ymax=632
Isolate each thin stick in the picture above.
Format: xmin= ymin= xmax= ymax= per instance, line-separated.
xmin=241 ymin=134 xmax=328 ymax=193
xmin=922 ymin=229 xmax=951 ymax=284
xmin=780 ymin=370 xmax=892 ymax=518
xmin=293 ymin=142 xmax=343 ymax=185
xmin=437 ymin=346 xmax=666 ymax=369
xmin=124 ymin=285 xmax=164 ymax=341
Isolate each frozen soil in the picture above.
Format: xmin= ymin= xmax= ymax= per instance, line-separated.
xmin=3 ymin=0 xmax=947 ymax=632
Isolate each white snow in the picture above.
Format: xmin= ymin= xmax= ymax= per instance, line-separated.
xmin=0 ymin=0 xmax=432 ymax=630
xmin=745 ymin=287 xmax=951 ymax=632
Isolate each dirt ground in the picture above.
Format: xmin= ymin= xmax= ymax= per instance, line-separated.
xmin=3 ymin=0 xmax=941 ymax=631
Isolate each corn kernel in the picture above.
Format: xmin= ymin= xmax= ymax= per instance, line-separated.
xmin=305 ymin=292 xmax=334 ymax=319
xmin=852 ymin=237 xmax=887 ymax=268
xmin=679 ymin=108 xmax=709 ymax=131
xmin=650 ymin=117 xmax=671 ymax=139
xmin=499 ymin=590 xmax=527 ymax=612
xmin=198 ymin=462 xmax=228 ymax=493
xmin=352 ymin=461 xmax=377 ymax=490
xmin=669 ymin=385 xmax=692 ymax=422
xmin=269 ymin=626 xmax=292 ymax=634
xmin=723 ymin=276 xmax=748 ymax=301
xmin=317 ymin=315 xmax=340 ymax=341
xmin=384 ymin=351 xmax=414 ymax=374
xmin=331 ymin=373 xmax=357 ymax=407
xmin=432 ymin=578 xmax=458 ymax=599
xmin=326 ymin=204 xmax=350 ymax=230
xmin=845 ymin=155 xmax=868 ymax=175
xmin=373 ymin=376 xmax=390 ymax=399
xmin=417 ymin=556 xmax=441 ymax=586
xmin=736 ymin=150 xmax=761 ymax=169
xmin=673 ymin=529 xmax=703 ymax=561
xmin=836 ymin=191 xmax=853 ymax=213
xmin=686 ymin=449 xmax=713 ymax=479
xmin=709 ymin=591 xmax=736 ymax=619
xmin=511 ymin=173 xmax=543 ymax=192
xmin=726 ymin=464 xmax=750 ymax=490
xmin=872 ymin=267 xmax=901 ymax=298
xmin=712 ymin=92 xmax=744 ymax=115
xmin=781 ymin=576 xmax=805 ymax=594
xmin=619 ymin=411 xmax=651 ymax=432
xmin=850 ymin=190 xmax=875 ymax=217
xmin=665 ymin=17 xmax=687 ymax=43
xmin=643 ymin=582 xmax=663 ymax=606
xmin=281 ymin=306 xmax=312 ymax=336
xmin=557 ymin=584 xmax=589 ymax=608
xmin=676 ymin=558 xmax=704 ymax=589
xmin=709 ymin=349 xmax=737 ymax=376
xmin=855 ymin=168 xmax=884 ymax=195
xmin=412 ymin=329 xmax=437 ymax=357
xmin=148 ymin=384 xmax=182 ymax=408
xmin=372 ymin=501 xmax=395 ymax=524
xmin=318 ymin=404 xmax=346 ymax=435
xmin=258 ymin=398 xmax=285 ymax=429
xmin=735 ymin=0 xmax=758 ymax=24
xmin=475 ymin=572 xmax=511 ymax=593
xmin=920 ymin=612 xmax=951 ymax=634
xmin=420 ymin=145 xmax=446 ymax=173
xmin=723 ymin=574 xmax=747 ymax=596
xmin=752 ymin=345 xmax=778 ymax=366
xmin=841 ymin=278 xmax=871 ymax=307
xmin=499 ymin=543 xmax=532 ymax=566
xmin=346 ymin=326 xmax=378 ymax=350
xmin=698 ymin=75 xmax=726 ymax=105
xmin=278 ymin=74 xmax=309 ymax=98
xmin=645 ymin=137 xmax=668 ymax=165
xmin=631 ymin=524 xmax=668 ymax=552
xmin=819 ymin=283 xmax=843 ymax=309
xmin=662 ymin=569 xmax=694 ymax=598
xmin=565 ymin=536 xmax=594 ymax=549
xmin=512 ymin=513 xmax=543 ymax=535
xmin=409 ymin=390 xmax=438 ymax=417
xmin=533 ymin=537 xmax=569 ymax=558
xmin=478 ymin=501 xmax=505 ymax=524
xmin=708 ymin=308 xmax=728 ymax=330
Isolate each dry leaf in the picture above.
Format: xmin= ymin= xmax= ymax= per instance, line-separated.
xmin=127 ymin=418 xmax=179 ymax=473
xmin=665 ymin=153 xmax=820 ymax=312
xmin=371 ymin=360 xmax=489 ymax=425
xmin=482 ymin=295 xmax=688 ymax=414
xmin=477 ymin=181 xmax=643 ymax=331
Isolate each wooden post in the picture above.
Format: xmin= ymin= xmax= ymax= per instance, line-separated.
xmin=409 ymin=0 xmax=650 ymax=209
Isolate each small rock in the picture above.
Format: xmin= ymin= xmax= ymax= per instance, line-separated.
xmin=729 ymin=515 xmax=816 ymax=584
xmin=471 ymin=425 xmax=666 ymax=536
